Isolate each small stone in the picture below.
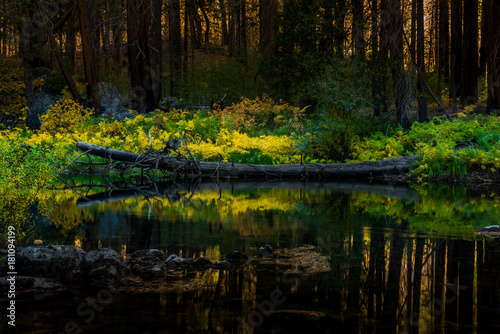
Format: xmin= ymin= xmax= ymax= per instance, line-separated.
xmin=33 ymin=240 xmax=43 ymax=246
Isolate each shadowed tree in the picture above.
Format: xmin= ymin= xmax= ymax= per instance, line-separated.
xmin=450 ymin=0 xmax=462 ymax=106
xmin=169 ymin=0 xmax=182 ymax=96
xmin=387 ymin=0 xmax=410 ymax=129
xmin=260 ymin=0 xmax=277 ymax=60
xmin=127 ymin=0 xmax=156 ymax=112
xmin=417 ymin=0 xmax=427 ymax=122
xmin=352 ymin=0 xmax=365 ymax=59
xmin=462 ymin=0 xmax=478 ymax=106
xmin=484 ymin=0 xmax=500 ymax=112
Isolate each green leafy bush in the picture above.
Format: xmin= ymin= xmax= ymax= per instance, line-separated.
xmin=303 ymin=58 xmax=373 ymax=161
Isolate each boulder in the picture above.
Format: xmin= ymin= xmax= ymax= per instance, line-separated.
xmin=0 ymin=276 xmax=63 ymax=292
xmin=192 ymin=257 xmax=212 ymax=268
xmin=258 ymin=244 xmax=276 ymax=258
xmin=0 ymin=245 xmax=84 ymax=283
xmin=130 ymin=249 xmax=164 ymax=259
xmin=164 ymin=254 xmax=186 ymax=268
xmin=225 ymin=251 xmax=248 ymax=262
xmin=213 ymin=261 xmax=232 ymax=269
xmin=476 ymin=225 xmax=500 ymax=238
xmin=84 ymin=248 xmax=129 ymax=282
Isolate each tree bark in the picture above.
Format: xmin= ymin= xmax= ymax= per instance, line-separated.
xmin=77 ymin=0 xmax=100 ymax=109
xmin=220 ymin=0 xmax=228 ymax=45
xmin=450 ymin=0 xmax=462 ymax=101
xmin=352 ymin=0 xmax=365 ymax=59
xmin=484 ymin=0 xmax=500 ymax=111
xmin=438 ymin=0 xmax=450 ymax=84
xmin=260 ymin=0 xmax=277 ymax=60
xmin=169 ymin=0 xmax=182 ymax=96
xmin=65 ymin=7 xmax=76 ymax=69
xmin=479 ymin=1 xmax=487 ymax=78
xmin=333 ymin=0 xmax=347 ymax=57
xmin=417 ymin=0 xmax=427 ymax=122
xmin=320 ymin=0 xmax=334 ymax=56
xmin=388 ymin=0 xmax=410 ymax=129
xmin=152 ymin=0 xmax=162 ymax=103
xmin=126 ymin=0 xmax=156 ymax=113
xmin=20 ymin=7 xmax=40 ymax=130
xmin=112 ymin=0 xmax=124 ymax=66
xmin=34 ymin=0 xmax=81 ymax=103
xmin=462 ymin=0 xmax=478 ymax=106
xmin=76 ymin=141 xmax=420 ymax=179
xmin=410 ymin=0 xmax=416 ymax=61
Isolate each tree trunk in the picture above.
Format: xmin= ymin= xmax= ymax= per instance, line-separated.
xmin=352 ymin=0 xmax=365 ymax=59
xmin=126 ymin=0 xmax=156 ymax=112
xmin=388 ymin=0 xmax=409 ymax=129
xmin=183 ymin=0 xmax=189 ymax=71
xmin=241 ymin=0 xmax=247 ymax=56
xmin=87 ymin=0 xmax=100 ymax=62
xmin=333 ymin=0 xmax=347 ymax=57
xmin=450 ymin=0 xmax=462 ymax=101
xmin=34 ymin=0 xmax=81 ymax=103
xmin=112 ymin=0 xmax=124 ymax=66
xmin=320 ymin=0 xmax=334 ymax=56
xmin=438 ymin=0 xmax=450 ymax=84
xmin=260 ymin=0 xmax=277 ymax=60
xmin=76 ymin=141 xmax=420 ymax=179
xmin=371 ymin=0 xmax=383 ymax=117
xmin=77 ymin=0 xmax=100 ymax=108
xmin=20 ymin=7 xmax=40 ymax=130
xmin=169 ymin=0 xmax=182 ymax=96
xmin=479 ymin=1 xmax=487 ymax=78
xmin=65 ymin=8 xmax=76 ymax=69
xmin=228 ymin=1 xmax=236 ymax=55
xmin=220 ymin=0 xmax=228 ymax=45
xmin=199 ymin=2 xmax=210 ymax=44
xmin=410 ymin=0 xmax=416 ymax=61
xmin=417 ymin=0 xmax=427 ymax=122
xmin=152 ymin=0 xmax=162 ymax=103
xmin=462 ymin=0 xmax=478 ymax=106
xmin=485 ymin=0 xmax=500 ymax=111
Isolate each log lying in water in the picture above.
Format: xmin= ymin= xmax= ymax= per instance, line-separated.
xmin=76 ymin=141 xmax=420 ymax=179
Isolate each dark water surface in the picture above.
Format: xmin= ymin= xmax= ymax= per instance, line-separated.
xmin=2 ymin=180 xmax=500 ymax=333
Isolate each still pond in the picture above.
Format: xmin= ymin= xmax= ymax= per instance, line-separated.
xmin=2 ymin=179 xmax=500 ymax=333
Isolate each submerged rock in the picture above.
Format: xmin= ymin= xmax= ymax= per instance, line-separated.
xmin=0 ymin=276 xmax=63 ymax=292
xmin=476 ymin=225 xmax=500 ymax=238
xmin=0 ymin=245 xmax=84 ymax=283
xmin=258 ymin=244 xmax=276 ymax=258
xmin=213 ymin=261 xmax=232 ymax=269
xmin=164 ymin=254 xmax=186 ymax=268
xmin=225 ymin=251 xmax=248 ymax=262
xmin=84 ymin=248 xmax=129 ymax=282
xmin=192 ymin=257 xmax=212 ymax=268
xmin=131 ymin=249 xmax=164 ymax=260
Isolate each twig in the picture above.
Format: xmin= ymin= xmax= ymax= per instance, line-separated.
xmin=183 ymin=139 xmax=202 ymax=176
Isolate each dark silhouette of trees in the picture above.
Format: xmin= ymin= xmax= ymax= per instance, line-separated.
xmin=484 ymin=0 xmax=500 ymax=111
xmin=127 ymin=0 xmax=156 ymax=113
xmin=462 ymin=0 xmax=479 ymax=106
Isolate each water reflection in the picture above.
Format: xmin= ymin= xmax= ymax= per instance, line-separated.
xmin=5 ymin=180 xmax=500 ymax=333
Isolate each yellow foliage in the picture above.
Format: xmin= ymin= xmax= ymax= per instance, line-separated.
xmin=40 ymin=98 xmax=93 ymax=134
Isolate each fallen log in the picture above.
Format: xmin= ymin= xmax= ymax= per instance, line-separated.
xmin=75 ymin=141 xmax=420 ymax=179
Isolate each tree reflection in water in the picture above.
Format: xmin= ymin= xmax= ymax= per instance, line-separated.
xmin=14 ymin=180 xmax=500 ymax=333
